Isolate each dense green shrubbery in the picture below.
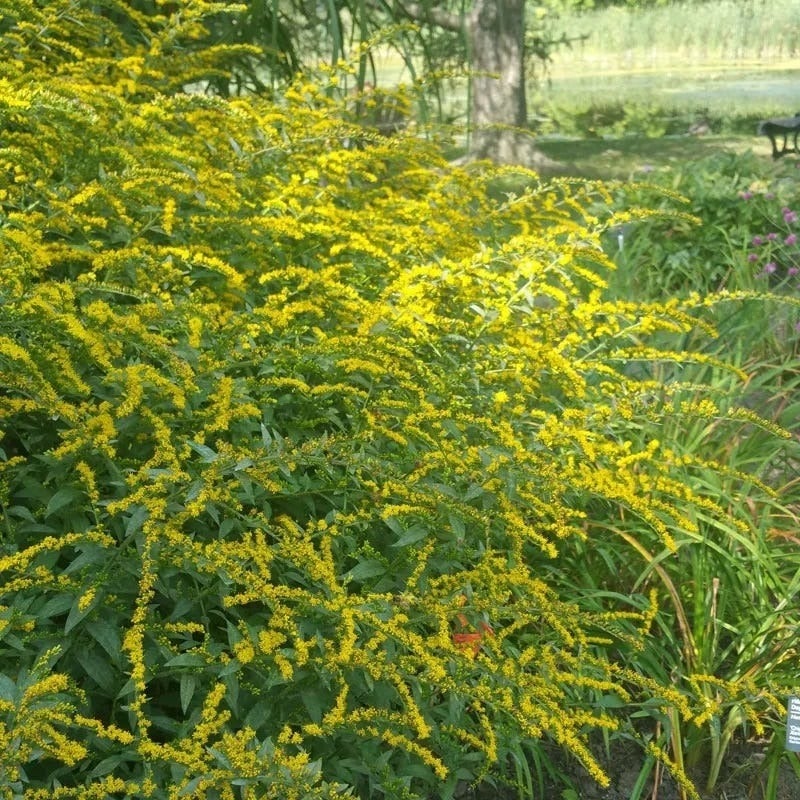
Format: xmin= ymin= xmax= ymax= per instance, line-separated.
xmin=604 ymin=150 xmax=800 ymax=796
xmin=1 ymin=3 xmax=798 ymax=799
xmin=607 ymin=151 xmax=800 ymax=304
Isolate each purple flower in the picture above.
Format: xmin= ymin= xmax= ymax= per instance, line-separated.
xmin=739 ymin=191 xmax=753 ymax=200
xmin=786 ymin=234 xmax=798 ymax=246
xmin=764 ymin=262 xmax=778 ymax=274
xmin=752 ymin=235 xmax=764 ymax=246
xmin=789 ymin=267 xmax=799 ymax=276
xmin=747 ymin=253 xmax=759 ymax=262
xmin=785 ymin=211 xmax=798 ymax=224
xmin=767 ymin=232 xmax=779 ymax=241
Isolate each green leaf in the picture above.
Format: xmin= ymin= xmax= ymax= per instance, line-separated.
xmin=441 ymin=419 xmax=462 ymax=440
xmin=75 ymin=648 xmax=118 ymax=693
xmin=85 ymin=619 xmax=122 ymax=665
xmin=383 ymin=516 xmax=404 ymax=536
xmin=464 ymin=483 xmax=484 ymax=501
xmin=179 ymin=776 xmax=207 ymax=796
xmin=187 ymin=441 xmax=218 ymax=462
xmin=37 ymin=593 xmax=74 ymax=619
xmin=89 ymin=752 xmax=138 ymax=779
xmin=64 ymin=544 xmax=108 ymax=574
xmin=64 ymin=597 xmax=91 ymax=633
xmin=448 ymin=514 xmax=466 ymax=539
xmin=223 ymin=671 xmax=239 ymax=716
xmin=0 ymin=674 xmax=17 ymax=702
xmin=45 ymin=487 xmax=83 ymax=517
xmin=219 ymin=658 xmax=241 ymax=677
xmin=345 ymin=560 xmax=386 ymax=581
xmin=301 ymin=688 xmax=324 ymax=723
xmin=595 ymin=693 xmax=626 ymax=709
xmin=165 ymin=652 xmax=207 ymax=668
xmin=391 ymin=524 xmax=428 ymax=548
xmin=125 ymin=504 xmax=148 ymax=537
xmin=180 ymin=674 xmax=197 ymax=715
xmin=244 ymin=701 xmax=271 ymax=730
xmin=5 ymin=505 xmax=36 ymax=522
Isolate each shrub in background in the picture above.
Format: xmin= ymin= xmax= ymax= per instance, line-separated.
xmin=0 ymin=3 xmax=795 ymax=799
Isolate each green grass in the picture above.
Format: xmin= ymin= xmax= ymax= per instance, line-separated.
xmin=535 ymin=67 xmax=800 ymax=133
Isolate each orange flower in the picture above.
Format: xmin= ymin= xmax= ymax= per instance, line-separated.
xmin=452 ymin=610 xmax=494 ymax=657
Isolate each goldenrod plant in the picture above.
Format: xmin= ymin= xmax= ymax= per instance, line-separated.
xmin=0 ymin=3 xmax=794 ymax=799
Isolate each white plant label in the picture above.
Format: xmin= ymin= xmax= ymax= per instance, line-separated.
xmin=786 ymin=696 xmax=800 ymax=752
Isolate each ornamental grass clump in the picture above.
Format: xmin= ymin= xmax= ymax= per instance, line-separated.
xmin=0 ymin=3 xmax=792 ymax=799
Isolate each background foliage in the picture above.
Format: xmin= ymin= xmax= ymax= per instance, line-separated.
xmin=1 ymin=2 xmax=799 ymax=800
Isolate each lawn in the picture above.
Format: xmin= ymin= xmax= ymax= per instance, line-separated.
xmin=536 ymin=132 xmax=773 ymax=179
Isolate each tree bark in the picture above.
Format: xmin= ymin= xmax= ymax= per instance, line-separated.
xmin=398 ymin=0 xmax=559 ymax=169
xmin=466 ymin=0 xmax=525 ymax=155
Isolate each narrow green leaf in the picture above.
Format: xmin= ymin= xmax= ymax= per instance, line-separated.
xmin=64 ymin=597 xmax=90 ymax=634
xmin=187 ymin=440 xmax=218 ymax=462
xmin=180 ymin=674 xmax=197 ymax=715
xmin=165 ymin=652 xmax=207 ymax=668
xmin=89 ymin=753 xmax=130 ymax=779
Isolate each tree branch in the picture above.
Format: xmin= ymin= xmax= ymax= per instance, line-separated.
xmin=394 ymin=1 xmax=464 ymax=33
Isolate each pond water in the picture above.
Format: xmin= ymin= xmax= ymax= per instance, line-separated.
xmin=543 ymin=68 xmax=800 ymax=116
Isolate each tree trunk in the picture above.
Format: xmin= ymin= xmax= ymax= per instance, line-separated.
xmin=397 ymin=0 xmax=560 ymax=169
xmin=463 ymin=0 xmax=557 ymax=169
xmin=466 ymin=0 xmax=524 ymax=154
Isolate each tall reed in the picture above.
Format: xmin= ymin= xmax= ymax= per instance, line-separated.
xmin=548 ymin=0 xmax=800 ymax=74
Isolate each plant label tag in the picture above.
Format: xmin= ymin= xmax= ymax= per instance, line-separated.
xmin=786 ymin=696 xmax=800 ymax=752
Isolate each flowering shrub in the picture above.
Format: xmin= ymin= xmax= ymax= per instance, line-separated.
xmin=0 ymin=3 xmax=789 ymax=799
xmin=744 ymin=193 xmax=800 ymax=289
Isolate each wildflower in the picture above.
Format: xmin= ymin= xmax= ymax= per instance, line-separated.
xmin=752 ymin=235 xmax=764 ymax=246
xmin=789 ymin=267 xmax=799 ymax=276
xmin=739 ymin=191 xmax=753 ymax=200
xmin=747 ymin=253 xmax=758 ymax=263
xmin=492 ymin=389 xmax=510 ymax=407
xmin=767 ymin=232 xmax=779 ymax=241
xmin=784 ymin=209 xmax=798 ymax=224
xmin=762 ymin=262 xmax=777 ymax=275
xmin=786 ymin=234 xmax=798 ymax=246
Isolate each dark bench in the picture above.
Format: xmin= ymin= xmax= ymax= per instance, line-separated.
xmin=758 ymin=112 xmax=800 ymax=159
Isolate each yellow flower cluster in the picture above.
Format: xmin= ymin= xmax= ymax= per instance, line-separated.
xmin=0 ymin=2 xmax=783 ymax=798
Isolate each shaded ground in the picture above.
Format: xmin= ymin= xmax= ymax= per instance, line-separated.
xmin=536 ymin=133 xmax=778 ymax=180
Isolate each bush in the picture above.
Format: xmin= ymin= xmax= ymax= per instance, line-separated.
xmin=0 ymin=3 xmax=793 ymax=799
